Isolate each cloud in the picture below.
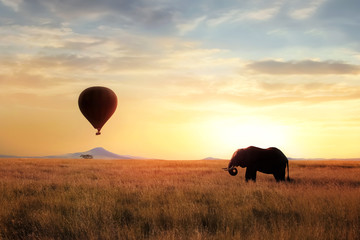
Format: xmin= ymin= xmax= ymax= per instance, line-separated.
xmin=168 ymin=79 xmax=360 ymax=110
xmin=0 ymin=24 xmax=74 ymax=49
xmin=247 ymin=60 xmax=360 ymax=75
xmin=245 ymin=7 xmax=280 ymax=21
xmin=0 ymin=0 xmax=22 ymax=11
xmin=0 ymin=72 xmax=61 ymax=89
xmin=22 ymin=0 xmax=179 ymax=31
xmin=288 ymin=0 xmax=327 ymax=20
xmin=3 ymin=0 xmax=359 ymax=55
xmin=177 ymin=16 xmax=206 ymax=35
xmin=207 ymin=6 xmax=280 ymax=26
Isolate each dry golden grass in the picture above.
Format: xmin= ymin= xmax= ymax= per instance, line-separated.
xmin=0 ymin=158 xmax=359 ymax=239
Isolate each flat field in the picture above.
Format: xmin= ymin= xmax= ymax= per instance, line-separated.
xmin=0 ymin=158 xmax=359 ymax=240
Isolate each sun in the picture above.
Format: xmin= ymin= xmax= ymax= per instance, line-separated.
xmin=208 ymin=118 xmax=290 ymax=152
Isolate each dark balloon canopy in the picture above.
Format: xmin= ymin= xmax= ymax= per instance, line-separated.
xmin=78 ymin=86 xmax=117 ymax=135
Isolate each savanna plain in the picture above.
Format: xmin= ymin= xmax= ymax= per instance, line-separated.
xmin=0 ymin=158 xmax=359 ymax=240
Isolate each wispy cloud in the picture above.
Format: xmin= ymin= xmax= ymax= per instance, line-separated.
xmin=0 ymin=0 xmax=22 ymax=11
xmin=177 ymin=16 xmax=206 ymax=35
xmin=288 ymin=0 xmax=327 ymax=20
xmin=166 ymin=79 xmax=360 ymax=110
xmin=0 ymin=24 xmax=74 ymax=49
xmin=247 ymin=60 xmax=360 ymax=75
xmin=207 ymin=6 xmax=280 ymax=27
xmin=0 ymin=72 xmax=61 ymax=89
xmin=245 ymin=7 xmax=280 ymax=21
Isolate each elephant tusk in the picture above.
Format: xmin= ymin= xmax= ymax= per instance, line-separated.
xmin=222 ymin=166 xmax=238 ymax=176
xmin=222 ymin=166 xmax=235 ymax=171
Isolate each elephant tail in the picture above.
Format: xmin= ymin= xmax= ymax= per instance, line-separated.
xmin=286 ymin=160 xmax=290 ymax=181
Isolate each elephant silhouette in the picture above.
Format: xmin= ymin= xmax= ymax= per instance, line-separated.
xmin=223 ymin=146 xmax=290 ymax=182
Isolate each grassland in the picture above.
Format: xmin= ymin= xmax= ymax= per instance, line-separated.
xmin=0 ymin=158 xmax=359 ymax=240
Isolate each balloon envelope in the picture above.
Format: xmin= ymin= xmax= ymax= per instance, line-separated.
xmin=78 ymin=86 xmax=117 ymax=135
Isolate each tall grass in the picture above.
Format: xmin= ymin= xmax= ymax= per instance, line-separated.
xmin=0 ymin=158 xmax=359 ymax=239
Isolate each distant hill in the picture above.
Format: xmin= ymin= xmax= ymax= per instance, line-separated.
xmin=0 ymin=154 xmax=16 ymax=158
xmin=203 ymin=157 xmax=226 ymax=160
xmin=0 ymin=147 xmax=147 ymax=160
xmin=2 ymin=150 xmax=359 ymax=161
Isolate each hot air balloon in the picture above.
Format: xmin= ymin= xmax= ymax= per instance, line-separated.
xmin=78 ymin=86 xmax=117 ymax=135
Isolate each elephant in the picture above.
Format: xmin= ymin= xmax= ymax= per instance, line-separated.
xmin=223 ymin=146 xmax=290 ymax=182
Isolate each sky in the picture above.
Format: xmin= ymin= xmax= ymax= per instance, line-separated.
xmin=1 ymin=0 xmax=360 ymax=159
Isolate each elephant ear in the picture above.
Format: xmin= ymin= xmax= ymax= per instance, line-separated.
xmin=232 ymin=148 xmax=253 ymax=167
xmin=240 ymin=148 xmax=252 ymax=166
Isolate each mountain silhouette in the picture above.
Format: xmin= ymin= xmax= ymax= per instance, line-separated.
xmin=0 ymin=147 xmax=146 ymax=160
xmin=46 ymin=147 xmax=146 ymax=159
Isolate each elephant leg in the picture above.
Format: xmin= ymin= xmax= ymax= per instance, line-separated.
xmin=273 ymin=167 xmax=285 ymax=182
xmin=245 ymin=167 xmax=257 ymax=182
xmin=252 ymin=171 xmax=257 ymax=181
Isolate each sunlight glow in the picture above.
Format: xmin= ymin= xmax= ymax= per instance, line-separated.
xmin=210 ymin=118 xmax=289 ymax=151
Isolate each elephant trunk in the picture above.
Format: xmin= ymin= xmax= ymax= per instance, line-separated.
xmin=222 ymin=165 xmax=238 ymax=176
xmin=222 ymin=149 xmax=241 ymax=176
xmin=228 ymin=167 xmax=238 ymax=176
